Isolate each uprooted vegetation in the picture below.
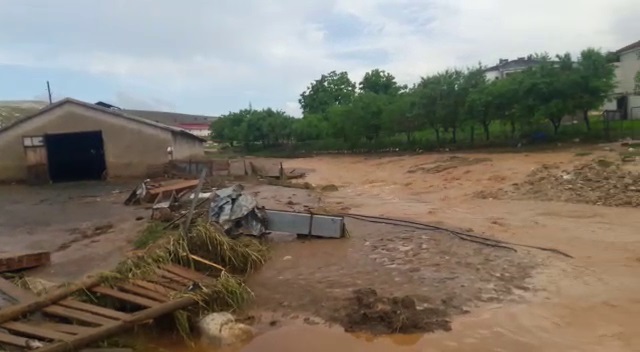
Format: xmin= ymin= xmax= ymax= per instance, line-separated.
xmin=9 ymin=221 xmax=269 ymax=345
xmin=476 ymin=160 xmax=640 ymax=207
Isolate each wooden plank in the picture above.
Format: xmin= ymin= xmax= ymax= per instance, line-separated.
xmin=0 ymin=251 xmax=51 ymax=273
xmin=58 ymin=299 xmax=131 ymax=320
xmin=155 ymin=269 xmax=191 ymax=285
xmin=81 ymin=349 xmax=133 ymax=352
xmin=90 ymin=287 xmax=159 ymax=308
xmin=163 ymin=264 xmax=210 ymax=282
xmin=146 ymin=180 xmax=199 ymax=196
xmin=0 ymin=276 xmax=102 ymax=325
xmin=43 ymin=305 xmax=118 ymax=326
xmin=116 ymin=284 xmax=168 ymax=303
xmin=0 ymin=277 xmax=36 ymax=303
xmin=147 ymin=277 xmax=184 ymax=292
xmin=2 ymin=321 xmax=74 ymax=341
xmin=32 ymin=322 xmax=93 ymax=335
xmin=0 ymin=330 xmax=32 ymax=347
xmin=131 ymin=280 xmax=173 ymax=297
xmin=36 ymin=296 xmax=197 ymax=352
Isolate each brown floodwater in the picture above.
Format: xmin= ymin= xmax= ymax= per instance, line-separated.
xmin=153 ymin=152 xmax=640 ymax=352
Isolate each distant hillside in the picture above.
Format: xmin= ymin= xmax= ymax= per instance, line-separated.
xmin=0 ymin=100 xmax=47 ymax=128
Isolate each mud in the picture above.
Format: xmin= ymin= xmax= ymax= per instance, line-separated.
xmin=247 ymin=211 xmax=537 ymax=328
xmin=406 ymin=156 xmax=491 ymax=174
xmin=340 ymin=288 xmax=452 ymax=335
xmin=477 ymin=160 xmax=640 ymax=207
xmin=0 ymin=182 xmax=148 ymax=282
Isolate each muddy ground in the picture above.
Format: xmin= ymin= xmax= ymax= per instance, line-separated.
xmin=3 ymin=143 xmax=640 ymax=351
xmin=245 ymin=144 xmax=639 ymax=352
xmin=0 ymin=182 xmax=147 ymax=283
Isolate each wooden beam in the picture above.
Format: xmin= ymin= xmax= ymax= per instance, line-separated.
xmin=147 ymin=277 xmax=184 ymax=291
xmin=0 ymin=329 xmax=33 ymax=347
xmin=42 ymin=305 xmax=117 ymax=326
xmin=35 ymin=296 xmax=197 ymax=352
xmin=57 ymin=299 xmax=131 ymax=320
xmin=90 ymin=287 xmax=159 ymax=308
xmin=155 ymin=269 xmax=191 ymax=285
xmin=32 ymin=322 xmax=93 ymax=335
xmin=116 ymin=284 xmax=168 ymax=303
xmin=2 ymin=321 xmax=74 ymax=341
xmin=0 ymin=277 xmax=36 ymax=303
xmin=130 ymin=280 xmax=172 ymax=297
xmin=0 ymin=276 xmax=102 ymax=324
xmin=163 ymin=264 xmax=210 ymax=282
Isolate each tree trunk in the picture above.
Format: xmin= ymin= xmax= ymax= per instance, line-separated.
xmin=510 ymin=120 xmax=516 ymax=138
xmin=451 ymin=127 xmax=457 ymax=144
xmin=482 ymin=122 xmax=491 ymax=141
xmin=434 ymin=128 xmax=440 ymax=145
xmin=550 ymin=119 xmax=561 ymax=134
xmin=469 ymin=125 xmax=475 ymax=144
xmin=406 ymin=131 xmax=412 ymax=144
xmin=582 ymin=109 xmax=591 ymax=131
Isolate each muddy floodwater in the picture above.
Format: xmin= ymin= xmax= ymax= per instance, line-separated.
xmin=3 ymin=148 xmax=639 ymax=351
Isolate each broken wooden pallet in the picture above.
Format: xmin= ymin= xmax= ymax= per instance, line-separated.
xmin=0 ymin=264 xmax=211 ymax=352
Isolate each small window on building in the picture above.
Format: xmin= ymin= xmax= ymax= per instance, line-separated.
xmin=22 ymin=136 xmax=44 ymax=147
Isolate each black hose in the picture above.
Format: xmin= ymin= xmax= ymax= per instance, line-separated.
xmin=341 ymin=212 xmax=573 ymax=259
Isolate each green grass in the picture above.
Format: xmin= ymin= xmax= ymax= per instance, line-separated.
xmin=133 ymin=222 xmax=168 ymax=250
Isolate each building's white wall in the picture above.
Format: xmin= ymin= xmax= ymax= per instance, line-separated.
xmin=629 ymin=95 xmax=640 ymax=119
xmin=484 ymin=70 xmax=501 ymax=81
xmin=615 ymin=49 xmax=640 ymax=94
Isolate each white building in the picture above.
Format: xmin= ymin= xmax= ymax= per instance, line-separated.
xmin=602 ymin=40 xmax=640 ymax=120
xmin=483 ymin=57 xmax=545 ymax=81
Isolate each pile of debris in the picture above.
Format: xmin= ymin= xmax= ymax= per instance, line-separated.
xmin=125 ymin=177 xmax=347 ymax=239
xmin=339 ymin=288 xmax=452 ymax=335
xmin=477 ymin=161 xmax=640 ymax=207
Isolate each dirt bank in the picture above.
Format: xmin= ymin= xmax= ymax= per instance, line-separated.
xmin=476 ymin=160 xmax=640 ymax=207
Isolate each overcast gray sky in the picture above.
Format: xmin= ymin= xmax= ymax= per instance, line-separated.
xmin=0 ymin=0 xmax=637 ymax=116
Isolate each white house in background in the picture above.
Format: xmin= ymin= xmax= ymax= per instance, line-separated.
xmin=602 ymin=40 xmax=640 ymax=120
xmin=483 ymin=57 xmax=545 ymax=81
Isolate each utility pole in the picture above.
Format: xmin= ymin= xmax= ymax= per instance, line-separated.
xmin=46 ymin=81 xmax=52 ymax=104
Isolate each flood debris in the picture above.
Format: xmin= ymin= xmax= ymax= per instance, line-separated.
xmin=198 ymin=312 xmax=255 ymax=348
xmin=477 ymin=161 xmax=640 ymax=207
xmin=340 ymin=288 xmax=452 ymax=335
xmin=0 ymin=252 xmax=51 ymax=274
xmin=208 ymin=184 xmax=268 ymax=237
xmin=124 ymin=179 xmax=200 ymax=206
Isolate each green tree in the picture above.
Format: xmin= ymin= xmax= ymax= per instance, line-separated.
xmin=570 ymin=48 xmax=617 ymax=131
xmin=383 ymin=90 xmax=422 ymax=143
xmin=292 ymin=114 xmax=328 ymax=142
xmin=359 ymin=69 xmax=405 ymax=95
xmin=350 ymin=92 xmax=388 ymax=142
xmin=210 ymin=109 xmax=251 ymax=145
xmin=299 ymin=71 xmax=356 ymax=115
xmin=414 ymin=75 xmax=444 ymax=144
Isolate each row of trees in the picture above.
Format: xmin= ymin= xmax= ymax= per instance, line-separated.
xmin=211 ymin=48 xmax=618 ymax=150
